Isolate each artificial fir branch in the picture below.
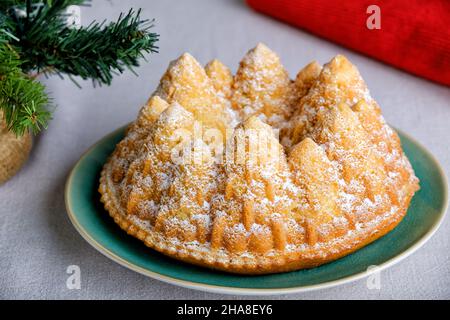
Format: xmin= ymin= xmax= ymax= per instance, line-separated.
xmin=19 ymin=8 xmax=158 ymax=85
xmin=0 ymin=76 xmax=51 ymax=135
xmin=0 ymin=33 xmax=51 ymax=136
xmin=0 ymin=0 xmax=158 ymax=135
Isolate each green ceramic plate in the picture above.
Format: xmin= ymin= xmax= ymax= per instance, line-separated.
xmin=65 ymin=125 xmax=448 ymax=295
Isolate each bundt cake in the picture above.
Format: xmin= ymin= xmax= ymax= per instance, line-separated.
xmin=99 ymin=44 xmax=419 ymax=274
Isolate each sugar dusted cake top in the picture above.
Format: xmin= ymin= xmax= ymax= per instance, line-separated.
xmin=99 ymin=43 xmax=419 ymax=274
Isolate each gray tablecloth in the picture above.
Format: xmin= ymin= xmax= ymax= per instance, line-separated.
xmin=1 ymin=0 xmax=449 ymax=299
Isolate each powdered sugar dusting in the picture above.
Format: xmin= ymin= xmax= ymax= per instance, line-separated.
xmin=103 ymin=45 xmax=419 ymax=264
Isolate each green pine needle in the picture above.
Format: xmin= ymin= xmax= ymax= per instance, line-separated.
xmin=0 ymin=78 xmax=51 ymax=135
xmin=0 ymin=34 xmax=51 ymax=136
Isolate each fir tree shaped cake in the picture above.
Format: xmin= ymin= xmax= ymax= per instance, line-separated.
xmin=100 ymin=44 xmax=419 ymax=274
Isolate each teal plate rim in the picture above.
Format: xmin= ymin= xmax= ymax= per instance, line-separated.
xmin=65 ymin=124 xmax=448 ymax=295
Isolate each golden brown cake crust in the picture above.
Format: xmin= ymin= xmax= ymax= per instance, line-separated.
xmin=99 ymin=44 xmax=419 ymax=275
xmin=100 ymin=167 xmax=415 ymax=274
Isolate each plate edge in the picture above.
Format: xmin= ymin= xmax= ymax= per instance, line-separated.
xmin=64 ymin=126 xmax=449 ymax=296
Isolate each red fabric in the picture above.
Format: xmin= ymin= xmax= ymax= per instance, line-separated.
xmin=246 ymin=0 xmax=450 ymax=86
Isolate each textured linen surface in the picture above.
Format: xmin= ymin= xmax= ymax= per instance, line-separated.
xmin=1 ymin=0 xmax=449 ymax=299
